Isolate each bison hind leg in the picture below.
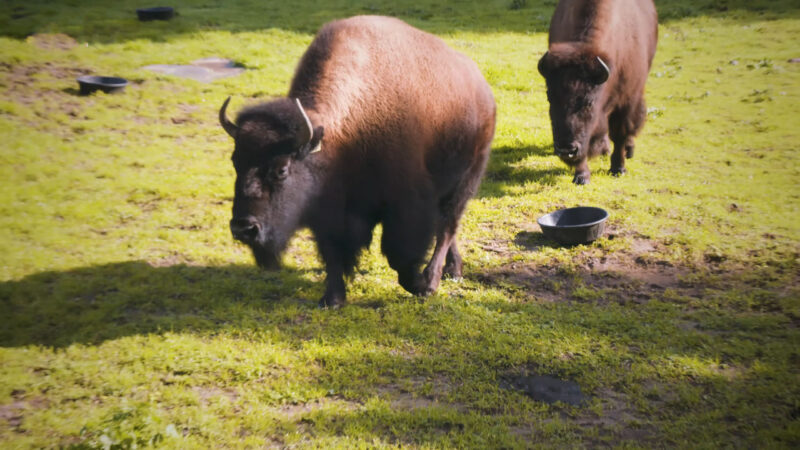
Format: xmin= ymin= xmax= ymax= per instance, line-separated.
xmin=423 ymin=142 xmax=490 ymax=287
xmin=609 ymin=98 xmax=646 ymax=175
xmin=381 ymin=197 xmax=436 ymax=297
xmin=442 ymin=240 xmax=463 ymax=279
xmin=342 ymin=215 xmax=376 ymax=277
xmin=589 ymin=134 xmax=610 ymax=157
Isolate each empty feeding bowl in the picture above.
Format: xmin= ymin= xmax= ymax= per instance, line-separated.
xmin=76 ymin=76 xmax=128 ymax=95
xmin=136 ymin=6 xmax=174 ymax=21
xmin=537 ymin=206 xmax=609 ymax=245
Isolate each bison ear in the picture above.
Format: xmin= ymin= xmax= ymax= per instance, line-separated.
xmin=537 ymin=52 xmax=550 ymax=78
xmin=590 ymin=56 xmax=610 ymax=85
xmin=295 ymin=126 xmax=324 ymax=160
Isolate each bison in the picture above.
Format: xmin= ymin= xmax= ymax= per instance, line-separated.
xmin=538 ymin=0 xmax=658 ymax=184
xmin=219 ymin=16 xmax=496 ymax=307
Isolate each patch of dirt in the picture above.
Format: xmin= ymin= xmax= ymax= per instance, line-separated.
xmin=27 ymin=33 xmax=78 ymax=51
xmin=507 ymin=386 xmax=658 ymax=445
xmin=0 ymin=401 xmax=26 ymax=429
xmin=271 ymin=397 xmax=360 ymax=421
xmin=171 ymin=103 xmax=203 ymax=125
xmin=1 ymin=62 xmax=88 ymax=121
xmin=376 ymin=375 xmax=464 ymax=412
xmin=574 ymin=388 xmax=646 ymax=429
xmin=476 ymin=234 xmax=703 ymax=305
xmin=4 ymin=62 xmax=89 ymax=86
xmin=0 ymin=394 xmax=49 ymax=433
xmin=148 ymin=253 xmax=188 ymax=268
xmin=192 ymin=386 xmax=239 ymax=405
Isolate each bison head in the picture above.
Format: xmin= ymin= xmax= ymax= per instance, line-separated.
xmin=220 ymin=97 xmax=324 ymax=269
xmin=538 ymin=44 xmax=610 ymax=164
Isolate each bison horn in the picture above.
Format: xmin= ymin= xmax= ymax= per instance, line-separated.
xmin=294 ymin=98 xmax=314 ymax=146
xmin=596 ymin=56 xmax=610 ymax=83
xmin=219 ymin=96 xmax=238 ymax=138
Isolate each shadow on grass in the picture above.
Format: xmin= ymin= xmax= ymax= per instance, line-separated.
xmin=1 ymin=257 xmax=797 ymax=446
xmin=0 ymin=261 xmax=321 ymax=348
xmin=478 ymin=144 xmax=568 ymax=197
xmin=513 ymin=230 xmax=564 ymax=251
xmin=1 ymin=0 xmax=798 ymax=43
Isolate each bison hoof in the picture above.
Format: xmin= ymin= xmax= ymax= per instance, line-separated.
xmin=610 ymin=167 xmax=627 ymax=177
xmin=400 ymin=272 xmax=436 ymax=297
xmin=442 ymin=262 xmax=462 ymax=280
xmin=572 ymin=173 xmax=591 ymax=185
xmin=319 ymin=292 xmax=345 ymax=309
xmin=422 ymin=266 xmax=442 ymax=291
xmin=625 ymin=146 xmax=634 ymax=159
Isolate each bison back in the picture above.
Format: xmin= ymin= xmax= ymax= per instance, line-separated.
xmin=289 ymin=15 xmax=495 ymax=178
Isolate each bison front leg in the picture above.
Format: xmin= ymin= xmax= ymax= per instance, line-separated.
xmin=316 ymin=240 xmax=347 ymax=308
xmin=572 ymin=159 xmax=591 ymax=185
xmin=320 ymin=273 xmax=346 ymax=308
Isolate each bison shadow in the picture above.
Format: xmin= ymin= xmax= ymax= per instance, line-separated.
xmin=478 ymin=144 xmax=569 ymax=198
xmin=1 ymin=258 xmax=794 ymax=446
xmin=513 ymin=230 xmax=567 ymax=251
xmin=0 ymin=261 xmax=321 ymax=348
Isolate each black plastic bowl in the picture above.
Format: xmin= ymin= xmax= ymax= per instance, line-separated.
xmin=136 ymin=6 xmax=174 ymax=21
xmin=537 ymin=206 xmax=609 ymax=245
xmin=76 ymin=76 xmax=128 ymax=95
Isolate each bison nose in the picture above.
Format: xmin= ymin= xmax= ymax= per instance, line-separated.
xmin=555 ymin=141 xmax=581 ymax=158
xmin=230 ymin=217 xmax=261 ymax=242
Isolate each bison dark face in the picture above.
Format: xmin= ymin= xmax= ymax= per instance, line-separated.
xmin=538 ymin=50 xmax=610 ymax=164
xmin=220 ymin=97 xmax=324 ymax=269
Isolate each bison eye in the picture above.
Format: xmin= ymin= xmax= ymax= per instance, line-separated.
xmin=271 ymin=163 xmax=289 ymax=182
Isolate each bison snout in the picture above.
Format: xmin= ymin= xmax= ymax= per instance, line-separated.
xmin=230 ymin=216 xmax=261 ymax=242
xmin=555 ymin=141 xmax=581 ymax=159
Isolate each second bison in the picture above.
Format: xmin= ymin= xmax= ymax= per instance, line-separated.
xmin=538 ymin=0 xmax=658 ymax=184
xmin=220 ymin=16 xmax=496 ymax=307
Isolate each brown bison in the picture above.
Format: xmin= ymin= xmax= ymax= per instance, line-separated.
xmin=219 ymin=16 xmax=496 ymax=307
xmin=538 ymin=0 xmax=658 ymax=184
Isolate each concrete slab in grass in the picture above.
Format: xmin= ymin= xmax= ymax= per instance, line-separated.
xmin=143 ymin=58 xmax=245 ymax=83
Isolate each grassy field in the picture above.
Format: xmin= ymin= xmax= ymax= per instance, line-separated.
xmin=1 ymin=0 xmax=799 ymax=447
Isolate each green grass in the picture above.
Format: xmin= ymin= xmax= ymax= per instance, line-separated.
xmin=1 ymin=0 xmax=799 ymax=448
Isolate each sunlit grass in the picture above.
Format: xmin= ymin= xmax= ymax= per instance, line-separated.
xmin=1 ymin=0 xmax=799 ymax=447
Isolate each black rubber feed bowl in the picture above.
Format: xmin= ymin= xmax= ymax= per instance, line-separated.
xmin=136 ymin=7 xmax=174 ymax=21
xmin=537 ymin=206 xmax=609 ymax=245
xmin=77 ymin=76 xmax=128 ymax=95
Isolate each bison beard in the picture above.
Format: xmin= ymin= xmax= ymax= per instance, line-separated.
xmin=250 ymin=245 xmax=280 ymax=270
xmin=220 ymin=16 xmax=496 ymax=307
